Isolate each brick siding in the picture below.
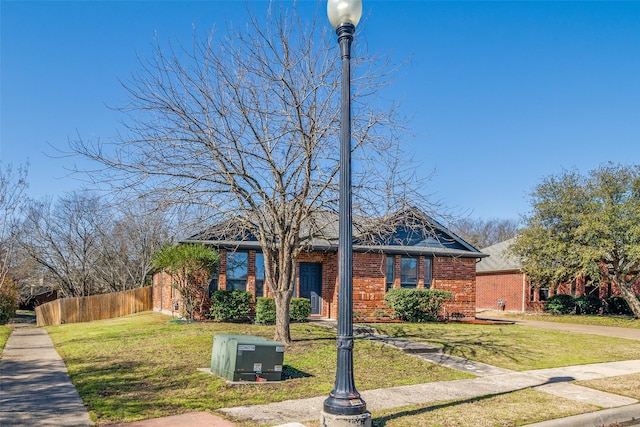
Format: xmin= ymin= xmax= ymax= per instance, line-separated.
xmin=153 ymin=249 xmax=479 ymax=321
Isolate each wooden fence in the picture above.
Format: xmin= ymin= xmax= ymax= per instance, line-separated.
xmin=35 ymin=286 xmax=152 ymax=326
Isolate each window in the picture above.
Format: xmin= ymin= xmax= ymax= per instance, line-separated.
xmin=423 ymin=258 xmax=432 ymax=289
xmin=400 ymin=257 xmax=417 ymax=288
xmin=226 ymin=252 xmax=248 ymax=291
xmin=385 ymin=256 xmax=395 ymax=290
xmin=208 ymin=258 xmax=219 ymax=297
xmin=255 ymin=253 xmax=265 ymax=297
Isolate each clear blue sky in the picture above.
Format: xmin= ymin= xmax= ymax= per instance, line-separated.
xmin=2 ymin=1 xmax=639 ymax=221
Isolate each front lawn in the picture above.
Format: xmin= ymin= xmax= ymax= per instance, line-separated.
xmin=372 ymin=322 xmax=640 ymax=371
xmin=46 ymin=312 xmax=470 ymax=425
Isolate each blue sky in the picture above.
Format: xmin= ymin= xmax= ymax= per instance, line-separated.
xmin=2 ymin=1 xmax=639 ymax=221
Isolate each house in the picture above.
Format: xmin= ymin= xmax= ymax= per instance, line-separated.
xmin=475 ymin=238 xmax=534 ymax=312
xmin=476 ymin=238 xmax=640 ymax=312
xmin=153 ymin=209 xmax=486 ymax=320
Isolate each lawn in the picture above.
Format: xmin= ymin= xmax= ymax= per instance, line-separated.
xmin=46 ymin=312 xmax=640 ymax=426
xmin=0 ymin=325 xmax=11 ymax=355
xmin=482 ymin=311 xmax=640 ymax=328
xmin=371 ymin=322 xmax=640 ymax=371
xmin=46 ymin=312 xmax=470 ymax=425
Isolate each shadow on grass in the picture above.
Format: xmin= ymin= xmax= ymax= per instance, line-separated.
xmin=371 ymin=376 xmax=576 ymax=426
xmin=282 ymin=365 xmax=313 ymax=380
xmin=373 ymin=324 xmax=536 ymax=367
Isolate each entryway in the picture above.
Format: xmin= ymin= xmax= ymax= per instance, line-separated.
xmin=299 ymin=262 xmax=322 ymax=315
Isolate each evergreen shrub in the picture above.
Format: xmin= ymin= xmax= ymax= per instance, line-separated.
xmin=544 ymin=294 xmax=576 ymax=315
xmin=384 ymin=288 xmax=452 ymax=322
xmin=575 ymin=294 xmax=602 ymax=315
xmin=208 ymin=290 xmax=253 ymax=322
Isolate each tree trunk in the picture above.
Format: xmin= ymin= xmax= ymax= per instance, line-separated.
xmin=618 ymin=280 xmax=640 ymax=319
xmin=273 ymin=289 xmax=293 ymax=345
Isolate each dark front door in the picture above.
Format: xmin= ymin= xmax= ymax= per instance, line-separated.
xmin=300 ymin=263 xmax=322 ymax=315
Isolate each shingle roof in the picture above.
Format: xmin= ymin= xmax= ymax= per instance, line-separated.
xmin=183 ymin=208 xmax=487 ymax=259
xmin=476 ymin=237 xmax=522 ymax=272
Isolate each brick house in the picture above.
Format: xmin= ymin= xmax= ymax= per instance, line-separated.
xmin=153 ymin=210 xmax=486 ymax=320
xmin=476 ymin=238 xmax=640 ymax=312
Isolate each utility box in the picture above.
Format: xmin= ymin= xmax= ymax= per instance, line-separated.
xmin=210 ymin=334 xmax=285 ymax=382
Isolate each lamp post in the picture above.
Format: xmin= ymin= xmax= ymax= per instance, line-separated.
xmin=321 ymin=1 xmax=371 ymax=426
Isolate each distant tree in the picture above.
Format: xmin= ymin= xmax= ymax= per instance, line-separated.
xmin=71 ymin=5 xmax=433 ymax=343
xmin=20 ymin=193 xmax=106 ymax=297
xmin=511 ymin=164 xmax=640 ymax=318
xmin=152 ymin=243 xmax=218 ymax=320
xmin=0 ymin=163 xmax=28 ymax=293
xmin=450 ymin=217 xmax=519 ymax=249
xmin=20 ymin=194 xmax=172 ymax=297
xmin=93 ymin=204 xmax=170 ymax=292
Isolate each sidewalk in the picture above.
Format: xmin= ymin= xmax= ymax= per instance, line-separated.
xmin=2 ymin=318 xmax=640 ymax=427
xmin=0 ymin=324 xmax=93 ymax=426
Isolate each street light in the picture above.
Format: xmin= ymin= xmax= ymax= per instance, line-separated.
xmin=321 ymin=1 xmax=371 ymax=426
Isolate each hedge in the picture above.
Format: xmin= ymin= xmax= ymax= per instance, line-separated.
xmin=384 ymin=288 xmax=452 ymax=322
xmin=255 ymin=297 xmax=311 ymax=324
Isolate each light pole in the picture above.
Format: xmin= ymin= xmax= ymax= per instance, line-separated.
xmin=321 ymin=1 xmax=371 ymax=426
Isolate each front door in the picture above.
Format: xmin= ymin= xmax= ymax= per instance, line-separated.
xmin=299 ymin=263 xmax=322 ymax=315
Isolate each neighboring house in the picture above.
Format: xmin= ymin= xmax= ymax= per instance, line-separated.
xmin=153 ymin=209 xmax=486 ymax=321
xmin=475 ymin=238 xmax=533 ymax=312
xmin=476 ymin=238 xmax=640 ymax=312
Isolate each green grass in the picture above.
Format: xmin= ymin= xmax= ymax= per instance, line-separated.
xmin=46 ymin=312 xmax=640 ymax=426
xmin=371 ymin=322 xmax=640 ymax=371
xmin=490 ymin=312 xmax=640 ymax=328
xmin=0 ymin=325 xmax=11 ymax=355
xmin=46 ymin=312 xmax=470 ymax=425
xmin=367 ymin=388 xmax=599 ymax=427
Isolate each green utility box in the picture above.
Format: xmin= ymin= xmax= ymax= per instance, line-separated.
xmin=210 ymin=334 xmax=285 ymax=382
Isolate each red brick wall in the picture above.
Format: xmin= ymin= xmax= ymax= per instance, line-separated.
xmin=476 ymin=271 xmax=528 ymax=312
xmin=432 ymin=257 xmax=477 ymax=319
xmin=153 ymin=249 xmax=479 ymax=321
xmin=152 ymin=270 xmax=183 ymax=314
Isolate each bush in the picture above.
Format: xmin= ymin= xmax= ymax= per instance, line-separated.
xmin=255 ymin=297 xmax=276 ymax=324
xmin=255 ymin=297 xmax=311 ymax=324
xmin=575 ymin=294 xmax=602 ymax=315
xmin=544 ymin=294 xmax=576 ymax=315
xmin=604 ymin=296 xmax=634 ymax=316
xmin=208 ymin=290 xmax=253 ymax=322
xmin=0 ymin=278 xmax=18 ymax=325
xmin=290 ymin=298 xmax=311 ymax=322
xmin=384 ymin=288 xmax=452 ymax=322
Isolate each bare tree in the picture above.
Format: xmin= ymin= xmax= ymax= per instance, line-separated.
xmin=20 ymin=193 xmax=107 ymax=297
xmin=0 ymin=163 xmax=29 ymax=291
xmin=93 ymin=204 xmax=171 ymax=292
xmin=71 ymin=5 xmax=430 ymax=343
xmin=450 ymin=217 xmax=519 ymax=249
xmin=20 ymin=194 xmax=171 ymax=297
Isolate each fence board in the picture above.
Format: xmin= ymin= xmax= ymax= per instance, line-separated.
xmin=36 ymin=286 xmax=152 ymax=326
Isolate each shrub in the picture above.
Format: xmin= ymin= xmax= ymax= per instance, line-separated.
xmin=384 ymin=288 xmax=452 ymax=322
xmin=208 ymin=290 xmax=253 ymax=322
xmin=604 ymin=296 xmax=633 ymax=316
xmin=290 ymin=298 xmax=311 ymax=322
xmin=544 ymin=294 xmax=576 ymax=315
xmin=575 ymin=294 xmax=602 ymax=315
xmin=255 ymin=297 xmax=311 ymax=324
xmin=0 ymin=278 xmax=18 ymax=325
xmin=255 ymin=297 xmax=276 ymax=324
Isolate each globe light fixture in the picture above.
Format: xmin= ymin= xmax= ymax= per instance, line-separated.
xmin=321 ymin=1 xmax=371 ymax=426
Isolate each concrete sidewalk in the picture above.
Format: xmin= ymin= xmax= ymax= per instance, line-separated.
xmin=219 ymin=360 xmax=640 ymax=425
xmin=0 ymin=324 xmax=93 ymax=426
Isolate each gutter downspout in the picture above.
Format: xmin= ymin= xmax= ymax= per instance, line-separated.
xmin=522 ymin=273 xmax=526 ymax=312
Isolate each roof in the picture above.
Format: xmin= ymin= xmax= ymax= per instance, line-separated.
xmin=476 ymin=237 xmax=522 ymax=273
xmin=182 ymin=208 xmax=487 ymax=259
